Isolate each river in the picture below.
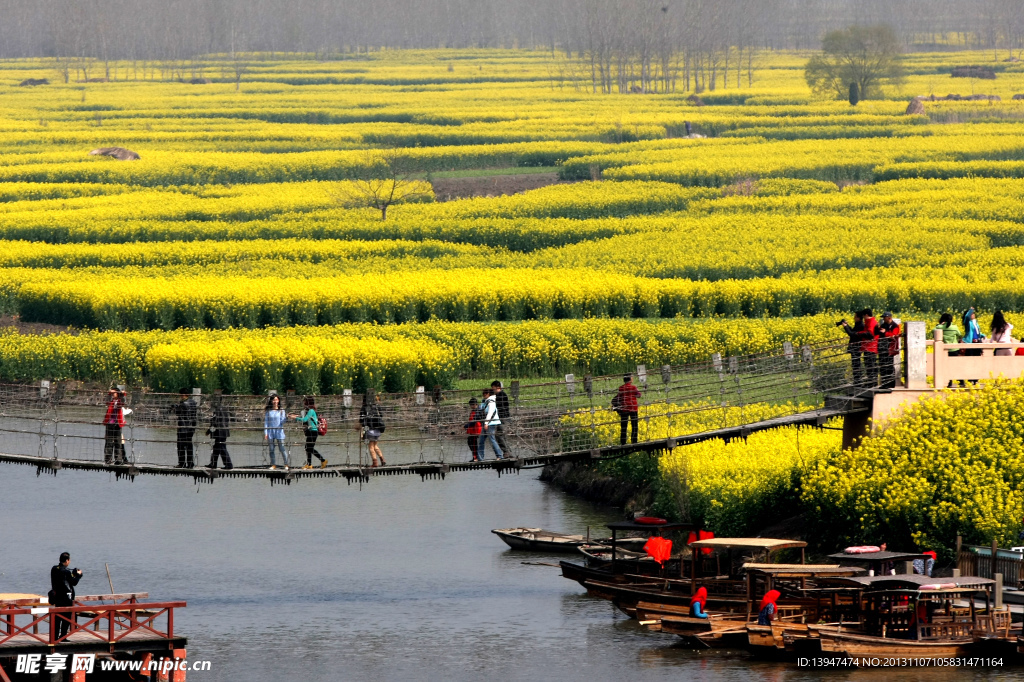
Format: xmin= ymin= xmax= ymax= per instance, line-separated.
xmin=0 ymin=465 xmax=1016 ymax=681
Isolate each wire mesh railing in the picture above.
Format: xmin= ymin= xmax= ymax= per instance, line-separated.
xmin=0 ymin=340 xmax=861 ymax=475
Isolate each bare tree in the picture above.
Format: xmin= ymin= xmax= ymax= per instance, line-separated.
xmin=336 ymin=149 xmax=433 ymax=221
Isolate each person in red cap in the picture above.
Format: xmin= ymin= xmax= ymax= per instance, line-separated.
xmin=690 ymin=586 xmax=708 ymax=619
xmin=758 ymin=590 xmax=781 ymax=625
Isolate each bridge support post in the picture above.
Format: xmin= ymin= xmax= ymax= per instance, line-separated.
xmin=841 ymin=411 xmax=870 ymax=450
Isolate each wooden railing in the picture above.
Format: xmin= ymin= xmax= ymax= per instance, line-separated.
xmin=0 ymin=598 xmax=185 ymax=647
xmin=956 ymin=541 xmax=1024 ymax=587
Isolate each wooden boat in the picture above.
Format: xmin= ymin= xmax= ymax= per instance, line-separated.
xmin=492 ymin=527 xmax=648 ymax=553
xmin=808 ymin=574 xmax=1007 ymax=662
xmin=559 ymin=519 xmax=692 ymax=587
xmin=492 ymin=528 xmax=591 ymax=552
xmin=635 ymin=600 xmax=745 ymax=646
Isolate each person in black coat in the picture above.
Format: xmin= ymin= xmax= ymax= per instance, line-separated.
xmin=49 ymin=552 xmax=82 ymax=640
xmin=206 ymin=398 xmax=233 ymax=469
xmin=490 ymin=381 xmax=511 ymax=456
xmin=171 ymin=389 xmax=198 ymax=468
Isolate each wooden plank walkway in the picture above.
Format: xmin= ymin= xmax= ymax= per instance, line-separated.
xmin=0 ymin=629 xmax=187 ymax=655
xmin=0 ymin=405 xmax=860 ymax=484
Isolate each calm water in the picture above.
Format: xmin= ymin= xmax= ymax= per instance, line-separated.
xmin=0 ymin=465 xmax=1016 ymax=681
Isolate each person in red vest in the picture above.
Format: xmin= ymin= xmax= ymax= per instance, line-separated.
xmin=858 ymin=309 xmax=880 ymax=388
xmin=612 ymin=375 xmax=641 ymax=445
xmin=876 ymin=312 xmax=901 ymax=389
xmin=103 ymin=389 xmax=127 ymax=465
xmin=464 ymin=397 xmax=483 ymax=462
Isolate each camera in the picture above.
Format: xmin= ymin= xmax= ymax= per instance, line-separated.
xmin=834 ymin=319 xmax=847 ymax=327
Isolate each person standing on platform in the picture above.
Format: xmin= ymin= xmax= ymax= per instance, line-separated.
xmin=876 ymin=312 xmax=901 ymax=389
xmin=613 ymin=375 xmax=641 ymax=445
xmin=207 ymin=397 xmax=234 ymax=470
xmin=263 ymin=394 xmax=288 ymax=470
xmin=102 ymin=389 xmax=127 ymax=465
xmin=838 ymin=311 xmax=865 ymax=386
xmin=171 ymin=389 xmax=198 ymax=468
xmin=490 ymin=380 xmax=511 ymax=456
xmin=859 ymin=309 xmax=880 ymax=388
xmin=49 ymin=552 xmax=82 ymax=641
xmin=989 ymin=310 xmax=1015 ymax=356
xmin=291 ymin=396 xmax=327 ymax=469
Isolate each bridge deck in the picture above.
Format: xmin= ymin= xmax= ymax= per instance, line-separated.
xmin=0 ymin=406 xmax=857 ymax=483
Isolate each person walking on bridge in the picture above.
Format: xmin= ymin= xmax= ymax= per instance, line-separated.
xmin=465 ymin=397 xmax=482 ymax=461
xmin=359 ymin=392 xmax=387 ymax=467
xmin=291 ymin=396 xmax=327 ymax=469
xmin=491 ymin=380 xmax=511 ymax=456
xmin=207 ymin=397 xmax=234 ymax=470
xmin=263 ymin=394 xmax=288 ymax=470
xmin=49 ymin=552 xmax=82 ymax=641
xmin=171 ymin=389 xmax=198 ymax=468
xmin=478 ymin=388 xmax=504 ymax=460
xmin=613 ymin=375 xmax=641 ymax=445
xmin=102 ymin=389 xmax=127 ymax=465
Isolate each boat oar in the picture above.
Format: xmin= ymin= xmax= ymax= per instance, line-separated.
xmin=520 ymin=561 xmax=561 ymax=567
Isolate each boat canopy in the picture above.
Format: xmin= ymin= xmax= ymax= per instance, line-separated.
xmin=828 ymin=550 xmax=930 ymax=563
xmin=823 ymin=574 xmax=996 ymax=591
xmin=606 ymin=520 xmax=693 ymax=532
xmin=742 ymin=563 xmax=865 ymax=577
xmin=689 ymin=538 xmax=807 ymax=551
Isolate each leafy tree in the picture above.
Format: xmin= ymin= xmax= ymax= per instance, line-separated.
xmin=805 ymin=25 xmax=904 ymax=100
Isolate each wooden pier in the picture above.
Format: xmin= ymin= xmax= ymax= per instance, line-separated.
xmin=0 ymin=593 xmax=187 ymax=681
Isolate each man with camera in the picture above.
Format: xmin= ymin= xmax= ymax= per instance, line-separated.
xmin=49 ymin=552 xmax=83 ymax=640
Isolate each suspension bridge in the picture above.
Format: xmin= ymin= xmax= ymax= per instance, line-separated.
xmin=0 ymin=335 xmax=884 ymax=486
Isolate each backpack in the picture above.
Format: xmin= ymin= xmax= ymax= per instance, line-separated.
xmin=317 ymin=415 xmax=328 ymax=436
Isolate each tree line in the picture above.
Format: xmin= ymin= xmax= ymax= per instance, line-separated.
xmin=0 ymin=0 xmax=1021 ymax=92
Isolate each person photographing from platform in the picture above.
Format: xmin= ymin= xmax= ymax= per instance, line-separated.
xmin=102 ymin=389 xmax=127 ymax=465
xmin=291 ymin=396 xmax=327 ymax=469
xmin=613 ymin=375 xmax=640 ymax=445
xmin=171 ymin=389 xmax=198 ymax=468
xmin=359 ymin=391 xmax=387 ymax=467
xmin=875 ymin=312 xmax=901 ymax=390
xmin=837 ymin=311 xmax=865 ymax=386
xmin=490 ymin=380 xmax=511 ymax=456
xmin=206 ymin=396 xmax=234 ymax=470
xmin=49 ymin=552 xmax=82 ymax=640
xmin=477 ymin=388 xmax=504 ymax=460
xmin=263 ymin=394 xmax=288 ymax=470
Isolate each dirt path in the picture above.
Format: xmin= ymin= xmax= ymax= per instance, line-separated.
xmin=431 ymin=172 xmax=565 ymax=201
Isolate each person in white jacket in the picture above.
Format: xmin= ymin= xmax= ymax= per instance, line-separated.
xmin=477 ymin=389 xmax=504 ymax=460
xmin=989 ymin=310 xmax=1016 ymax=356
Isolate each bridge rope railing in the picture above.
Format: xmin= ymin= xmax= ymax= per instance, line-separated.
xmin=0 ymin=340 xmax=859 ymax=476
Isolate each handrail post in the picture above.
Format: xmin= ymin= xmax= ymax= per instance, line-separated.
xmin=904 ymin=321 xmax=927 ymax=389
xmin=108 ymin=606 xmax=114 ymax=643
xmin=932 ymin=327 xmax=946 ymax=389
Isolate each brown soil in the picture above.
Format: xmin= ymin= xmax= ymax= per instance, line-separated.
xmin=0 ymin=315 xmax=77 ymax=335
xmin=431 ymin=172 xmax=565 ymax=201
